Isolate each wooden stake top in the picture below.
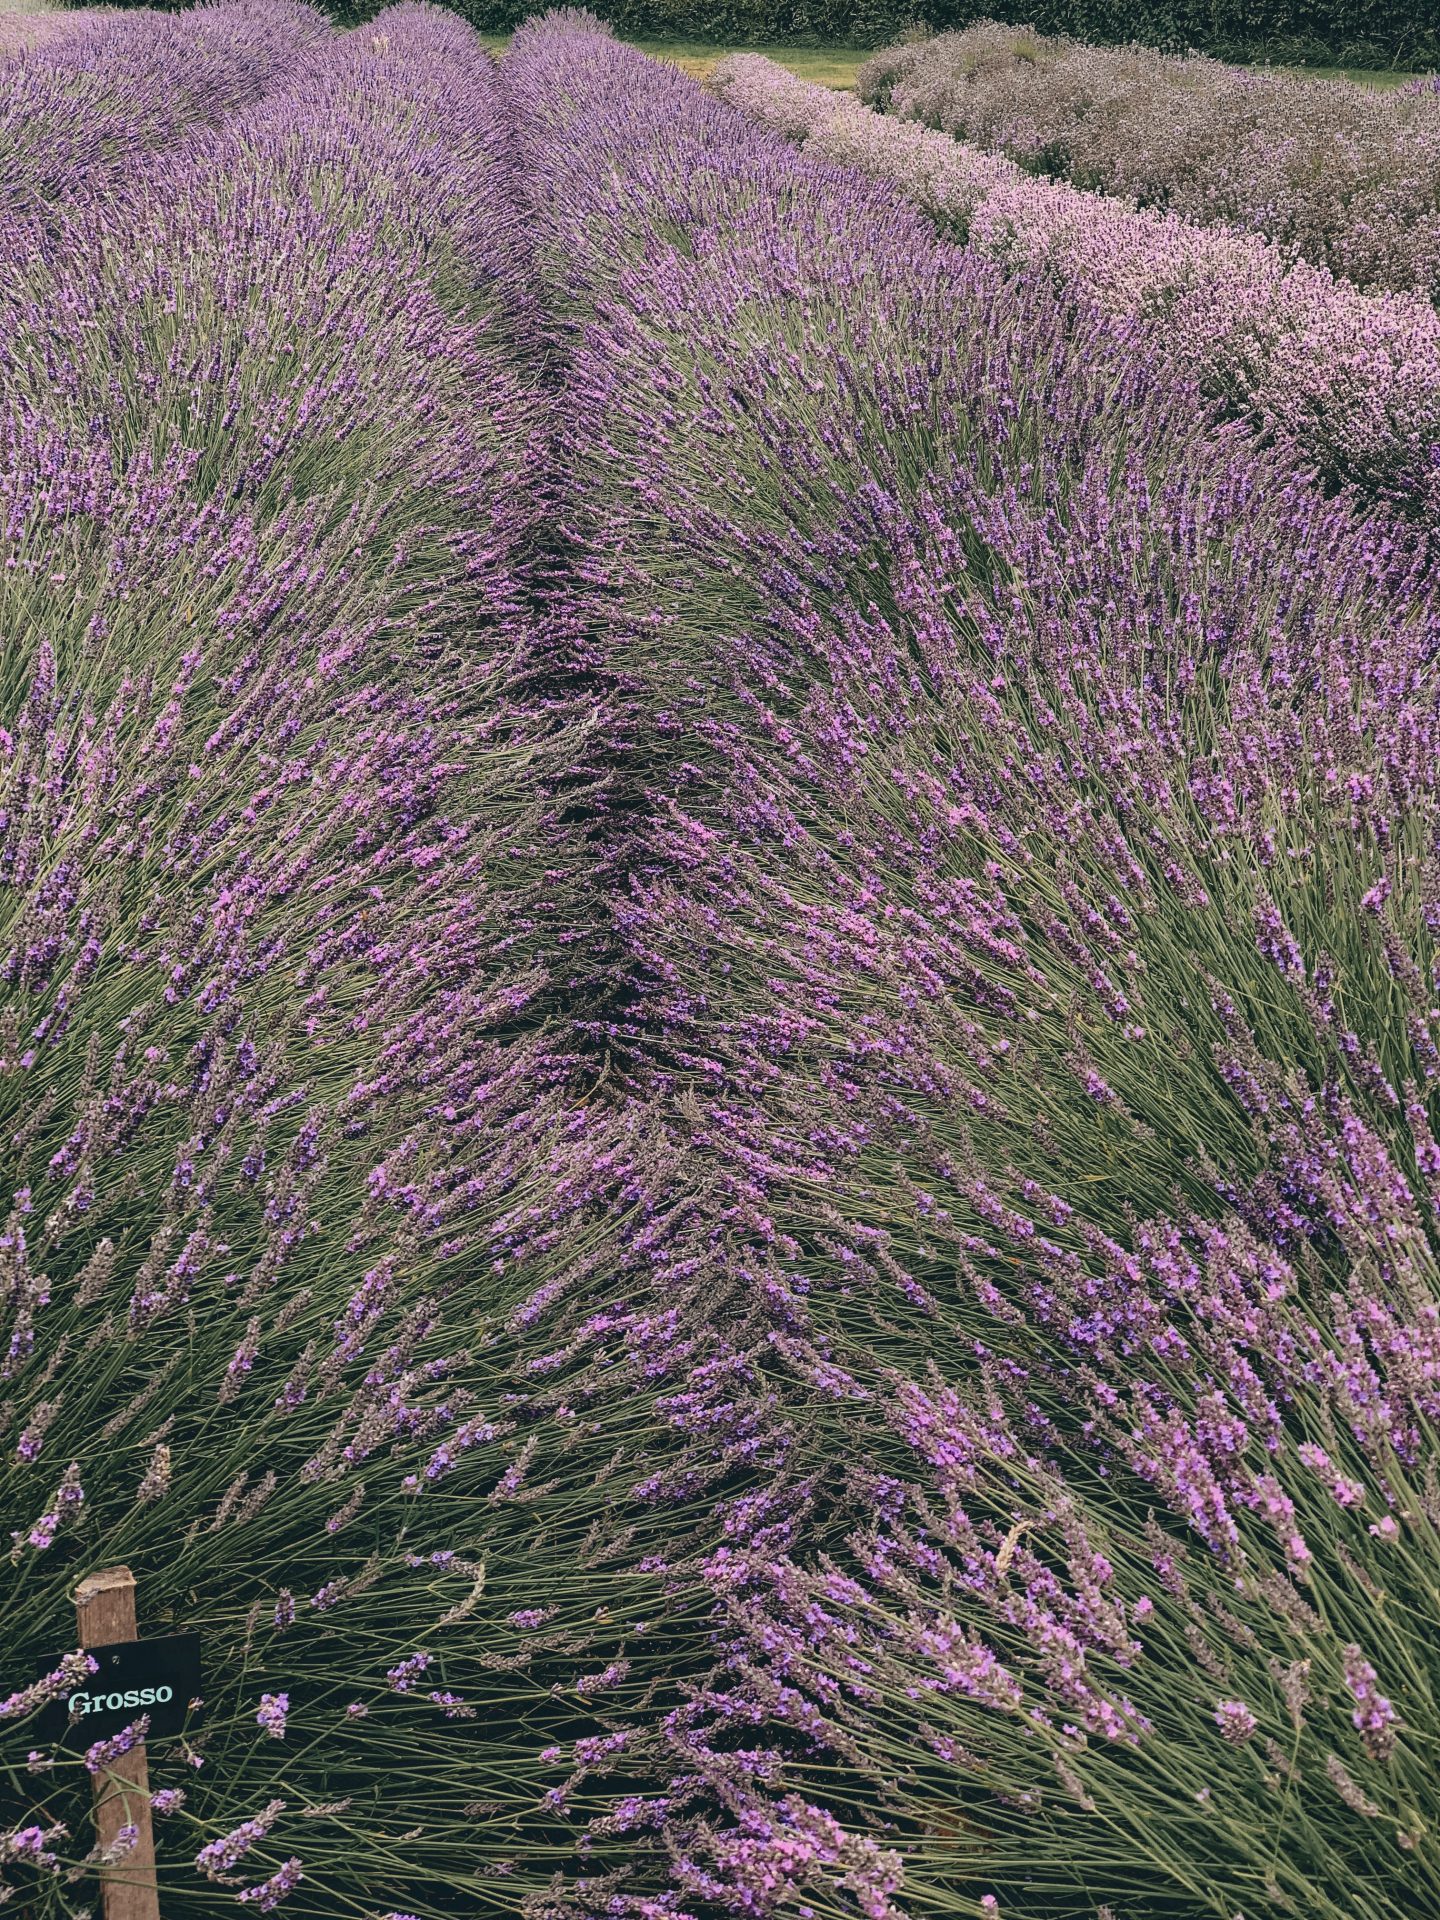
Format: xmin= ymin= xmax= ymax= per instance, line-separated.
xmin=75 ymin=1565 xmax=140 ymax=1647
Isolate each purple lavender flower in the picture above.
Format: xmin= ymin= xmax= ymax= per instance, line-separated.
xmin=2 ymin=1650 xmax=96 ymax=1722
xmin=0 ymin=1822 xmax=68 ymax=1868
xmin=196 ymin=1801 xmax=286 ymax=1879
xmin=237 ymin=1858 xmax=304 ymax=1909
xmin=84 ymin=1717 xmax=150 ymax=1776
xmin=385 ymin=1653 xmax=430 ymax=1694
xmin=1343 ymin=1647 xmax=1399 ymax=1760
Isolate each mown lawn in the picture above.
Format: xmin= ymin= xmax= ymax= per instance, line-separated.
xmin=476 ymin=33 xmax=1425 ymax=90
xmin=1297 ymin=62 xmax=1421 ymax=85
xmin=476 ymin=35 xmax=896 ymax=86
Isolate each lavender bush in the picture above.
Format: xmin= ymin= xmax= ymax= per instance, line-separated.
xmin=0 ymin=4 xmax=70 ymax=64
xmin=859 ymin=22 xmax=1440 ymax=304
xmin=0 ymin=11 xmax=734 ymax=1915
xmin=502 ymin=16 xmax=1440 ymax=1915
xmin=710 ymin=52 xmax=1440 ymax=528
xmin=0 ymin=0 xmax=332 ymax=218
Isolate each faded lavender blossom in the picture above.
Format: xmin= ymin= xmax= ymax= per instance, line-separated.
xmin=1325 ymin=1754 xmax=1382 ymax=1817
xmin=86 ymin=1823 xmax=141 ymax=1867
xmin=428 ymin=1690 xmax=477 ymax=1719
xmin=137 ymin=1442 xmax=172 ymax=1503
xmin=1214 ymin=1701 xmax=1259 ymax=1745
xmin=256 ymin=1693 xmax=289 ymax=1740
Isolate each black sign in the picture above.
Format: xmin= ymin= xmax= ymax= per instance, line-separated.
xmin=35 ymin=1635 xmax=202 ymax=1748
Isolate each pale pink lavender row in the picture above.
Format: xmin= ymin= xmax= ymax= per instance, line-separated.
xmin=0 ymin=10 xmax=73 ymax=62
xmin=0 ymin=0 xmax=329 ymax=218
xmin=860 ymin=23 xmax=1440 ymax=302
xmin=711 ymin=52 xmax=1440 ymax=524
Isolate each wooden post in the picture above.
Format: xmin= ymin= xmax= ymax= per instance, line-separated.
xmin=74 ymin=1567 xmax=161 ymax=1920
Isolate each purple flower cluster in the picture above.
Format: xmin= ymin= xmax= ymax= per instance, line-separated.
xmin=0 ymin=1649 xmax=94 ymax=1723
xmin=255 ymin=1692 xmax=288 ymax=1739
xmin=84 ymin=1715 xmax=150 ymax=1777
xmin=861 ymin=23 xmax=1440 ymax=300
xmin=236 ymin=1856 xmax=303 ymax=1908
xmin=196 ymin=1799 xmax=287 ymax=1880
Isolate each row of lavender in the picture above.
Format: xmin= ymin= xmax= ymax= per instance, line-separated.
xmin=0 ymin=0 xmax=330 ymax=215
xmin=501 ymin=16 xmax=1440 ymax=1919
xmin=0 ymin=10 xmax=735 ymax=1917
xmin=709 ymin=52 xmax=1440 ymax=529
xmin=859 ymin=23 xmax=1440 ymax=303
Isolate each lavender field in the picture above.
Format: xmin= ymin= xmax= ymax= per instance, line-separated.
xmin=2 ymin=6 xmax=1439 ymax=1919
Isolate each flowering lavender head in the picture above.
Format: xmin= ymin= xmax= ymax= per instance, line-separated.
xmin=196 ymin=1801 xmax=286 ymax=1880
xmin=1343 ymin=1646 xmax=1399 ymax=1761
xmin=84 ymin=1716 xmax=149 ymax=1776
xmin=237 ymin=1857 xmax=303 ymax=1909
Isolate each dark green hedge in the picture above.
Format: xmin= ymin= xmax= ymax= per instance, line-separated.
xmin=69 ymin=0 xmax=1440 ymax=86
xmin=411 ymin=0 xmax=905 ymax=39
xmin=432 ymin=0 xmax=1437 ymax=67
